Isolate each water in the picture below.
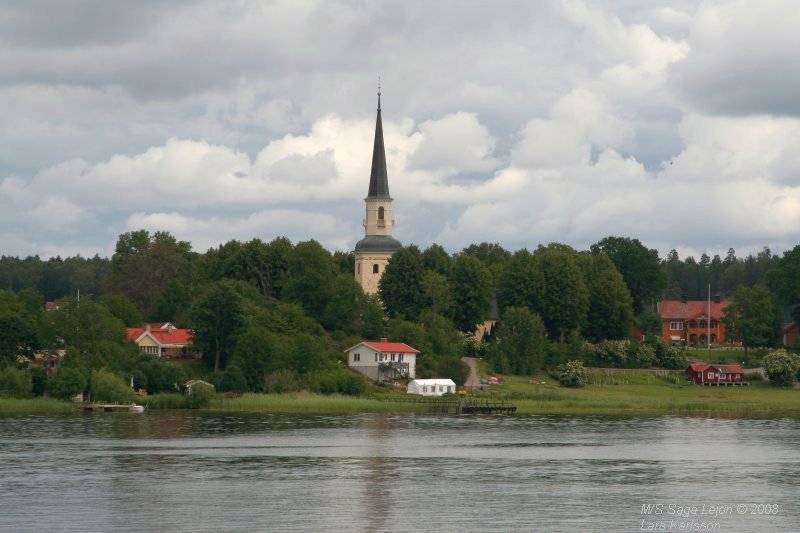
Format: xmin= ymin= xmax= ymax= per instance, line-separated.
xmin=1 ymin=412 xmax=798 ymax=532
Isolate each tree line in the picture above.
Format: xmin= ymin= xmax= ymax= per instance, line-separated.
xmin=2 ymin=231 xmax=800 ymax=400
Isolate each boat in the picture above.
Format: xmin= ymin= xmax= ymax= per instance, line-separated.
xmin=129 ymin=404 xmax=145 ymax=413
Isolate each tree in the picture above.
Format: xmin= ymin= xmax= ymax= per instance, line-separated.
xmin=531 ymin=248 xmax=589 ymax=339
xmin=49 ymin=367 xmax=87 ymax=400
xmin=108 ymin=230 xmax=194 ymax=317
xmin=99 ymin=294 xmax=143 ymax=327
xmin=558 ymin=360 xmax=588 ymax=388
xmin=282 ymin=240 xmax=337 ymax=321
xmin=722 ymin=286 xmax=779 ymax=354
xmin=190 ymin=280 xmax=247 ymax=371
xmin=321 ymin=274 xmax=369 ymax=334
xmin=421 ymin=244 xmax=453 ymax=275
xmin=449 ymin=255 xmax=491 ymax=332
xmin=90 ymin=368 xmax=135 ymax=403
xmin=436 ymin=357 xmax=469 ymax=386
xmin=496 ymin=250 xmax=538 ymax=311
xmin=768 ymin=244 xmax=800 ymax=316
xmin=762 ymin=349 xmax=799 ymax=387
xmin=422 ymin=271 xmax=451 ymax=318
xmin=493 ymin=307 xmax=548 ymax=375
xmin=0 ymin=313 xmax=39 ymax=363
xmin=581 ymin=254 xmax=634 ymax=342
xmin=379 ymin=246 xmax=426 ymax=320
xmin=591 ymin=236 xmax=665 ymax=313
xmin=0 ymin=366 xmax=32 ymax=398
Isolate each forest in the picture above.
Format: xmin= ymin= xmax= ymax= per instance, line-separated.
xmin=2 ymin=230 xmax=800 ymax=402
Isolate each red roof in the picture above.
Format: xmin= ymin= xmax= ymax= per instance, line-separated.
xmin=360 ymin=341 xmax=419 ymax=353
xmin=688 ymin=363 xmax=709 ymax=372
xmin=687 ymin=362 xmax=744 ymax=374
xmin=657 ymin=300 xmax=731 ymax=320
xmin=126 ymin=324 xmax=193 ymax=345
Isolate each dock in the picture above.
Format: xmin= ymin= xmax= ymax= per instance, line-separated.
xmin=381 ymin=397 xmax=516 ymax=415
xmin=81 ymin=403 xmax=144 ymax=412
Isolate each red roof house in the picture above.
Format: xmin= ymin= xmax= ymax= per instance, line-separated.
xmin=344 ymin=338 xmax=420 ymax=382
xmin=126 ymin=323 xmax=195 ymax=358
xmin=657 ymin=299 xmax=733 ymax=346
xmin=686 ymin=362 xmax=745 ymax=385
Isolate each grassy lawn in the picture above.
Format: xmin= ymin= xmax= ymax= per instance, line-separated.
xmin=470 ymin=371 xmax=799 ymax=416
xmin=0 ymin=398 xmax=77 ymax=413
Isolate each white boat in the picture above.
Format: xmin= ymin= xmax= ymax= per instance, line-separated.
xmin=129 ymin=404 xmax=145 ymax=413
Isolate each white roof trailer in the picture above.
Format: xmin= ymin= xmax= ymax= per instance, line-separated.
xmin=407 ymin=379 xmax=456 ymax=396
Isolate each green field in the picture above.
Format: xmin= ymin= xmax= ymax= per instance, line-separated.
xmin=0 ymin=398 xmax=78 ymax=413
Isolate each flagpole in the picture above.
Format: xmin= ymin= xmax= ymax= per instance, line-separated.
xmin=707 ymin=283 xmax=711 ymax=354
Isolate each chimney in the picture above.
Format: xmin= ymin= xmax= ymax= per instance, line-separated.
xmin=713 ymin=294 xmax=721 ymax=304
xmin=145 ymin=324 xmax=151 ymax=333
xmin=380 ymin=337 xmax=388 ymax=343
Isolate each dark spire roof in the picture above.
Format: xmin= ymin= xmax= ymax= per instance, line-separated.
xmin=367 ymin=88 xmax=391 ymax=199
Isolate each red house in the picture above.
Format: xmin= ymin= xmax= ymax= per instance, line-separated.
xmin=686 ymin=363 xmax=745 ymax=386
xmin=656 ymin=299 xmax=732 ymax=346
xmin=126 ymin=323 xmax=195 ymax=358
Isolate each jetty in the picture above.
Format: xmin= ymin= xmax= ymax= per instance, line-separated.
xmin=382 ymin=397 xmax=516 ymax=415
xmin=81 ymin=403 xmax=144 ymax=413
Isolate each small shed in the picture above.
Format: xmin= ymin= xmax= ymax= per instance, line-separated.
xmin=407 ymin=379 xmax=456 ymax=396
xmin=686 ymin=363 xmax=745 ymax=385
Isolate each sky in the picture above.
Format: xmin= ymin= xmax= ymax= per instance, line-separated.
xmin=2 ymin=0 xmax=800 ymax=261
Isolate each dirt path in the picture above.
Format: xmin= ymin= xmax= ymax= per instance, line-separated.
xmin=461 ymin=357 xmax=481 ymax=387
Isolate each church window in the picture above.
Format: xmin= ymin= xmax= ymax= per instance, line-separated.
xmin=373 ymin=264 xmax=379 ymax=274
xmin=378 ymin=206 xmax=385 ymax=220
xmin=357 ymin=263 xmax=360 ymax=274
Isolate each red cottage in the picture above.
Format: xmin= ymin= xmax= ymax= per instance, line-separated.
xmin=686 ymin=363 xmax=745 ymax=386
xmin=783 ymin=322 xmax=799 ymax=348
xmin=656 ymin=299 xmax=733 ymax=346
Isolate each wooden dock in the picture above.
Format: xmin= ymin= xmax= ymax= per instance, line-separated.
xmin=81 ymin=403 xmax=143 ymax=412
xmin=381 ymin=397 xmax=516 ymax=415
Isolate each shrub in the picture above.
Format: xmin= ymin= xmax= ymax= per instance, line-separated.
xmin=652 ymin=340 xmax=688 ymax=369
xmin=264 ymin=369 xmax=303 ymax=393
xmin=437 ymin=356 xmax=470 ymax=386
xmin=558 ymin=360 xmax=588 ymax=388
xmin=49 ymin=368 xmax=87 ymax=400
xmin=0 ymin=366 xmax=33 ymax=398
xmin=91 ymin=369 xmax=135 ymax=403
xmin=313 ymin=369 xmax=367 ymax=396
xmin=629 ymin=343 xmax=656 ymax=368
xmin=597 ymin=340 xmax=628 ymax=368
xmin=762 ymin=349 xmax=800 ymax=387
xmin=219 ymin=362 xmax=249 ymax=392
xmin=142 ymin=393 xmax=188 ymax=409
xmin=185 ymin=382 xmax=215 ymax=408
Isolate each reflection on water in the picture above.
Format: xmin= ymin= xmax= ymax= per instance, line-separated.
xmin=1 ymin=413 xmax=798 ymax=532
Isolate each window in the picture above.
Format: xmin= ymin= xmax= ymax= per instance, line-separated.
xmin=373 ymin=264 xmax=379 ymax=274
xmin=375 ymin=353 xmax=378 ymax=362
xmin=378 ymin=206 xmax=385 ymax=220
xmin=699 ymin=320 xmax=707 ymax=329
xmin=707 ymin=372 xmax=714 ymax=379
xmin=353 ymin=353 xmax=360 ymax=362
xmin=398 ymin=354 xmax=404 ymax=362
xmin=391 ymin=354 xmax=395 ymax=362
xmin=670 ymin=322 xmax=683 ymax=331
xmin=357 ymin=263 xmax=360 ymax=274
xmin=140 ymin=346 xmax=159 ymax=355
xmin=710 ymin=320 xmax=717 ymax=328
xmin=689 ymin=320 xmax=697 ymax=328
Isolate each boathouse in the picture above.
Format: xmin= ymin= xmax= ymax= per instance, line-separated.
xmin=686 ymin=363 xmax=745 ymax=386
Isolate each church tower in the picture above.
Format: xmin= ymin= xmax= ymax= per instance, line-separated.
xmin=354 ymin=86 xmax=402 ymax=295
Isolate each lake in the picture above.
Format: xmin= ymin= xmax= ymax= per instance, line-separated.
xmin=0 ymin=412 xmax=798 ymax=532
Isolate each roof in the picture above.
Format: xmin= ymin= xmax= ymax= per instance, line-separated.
xmin=367 ymin=94 xmax=391 ymax=200
xmin=784 ymin=322 xmax=799 ymax=332
xmin=687 ymin=362 xmax=744 ymax=374
xmin=409 ymin=379 xmax=456 ymax=385
xmin=354 ymin=234 xmax=402 ymax=252
xmin=657 ymin=300 xmax=731 ymax=320
xmin=126 ymin=324 xmax=193 ymax=345
xmin=345 ymin=340 xmax=419 ymax=353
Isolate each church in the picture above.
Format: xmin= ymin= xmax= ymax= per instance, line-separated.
xmin=353 ymin=88 xmax=402 ymax=294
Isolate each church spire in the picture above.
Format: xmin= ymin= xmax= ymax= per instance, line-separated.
xmin=367 ymin=80 xmax=390 ymax=199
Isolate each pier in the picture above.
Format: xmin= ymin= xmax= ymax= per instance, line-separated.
xmin=81 ymin=403 xmax=144 ymax=412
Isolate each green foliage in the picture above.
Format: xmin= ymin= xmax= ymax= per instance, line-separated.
xmin=436 ymin=356 xmax=469 ymax=386
xmin=581 ymin=253 xmax=634 ymax=342
xmin=492 ymin=307 xmax=548 ymax=375
xmin=132 ymin=356 xmax=187 ymax=394
xmin=90 ymin=368 xmax=135 ymax=403
xmin=449 ymin=255 xmax=491 ymax=332
xmin=422 ymin=271 xmax=451 ymax=318
xmin=311 ymin=367 xmax=367 ymax=396
xmin=218 ymin=360 xmax=249 ymax=392
xmin=186 ymin=382 xmax=215 ymax=408
xmin=0 ymin=366 xmax=33 ymax=398
xmin=109 ymin=230 xmax=194 ymax=317
xmin=531 ymin=248 xmax=589 ymax=339
xmin=0 ymin=313 xmax=39 ymax=363
xmin=264 ymin=369 xmax=303 ymax=393
xmin=190 ymin=280 xmax=247 ymax=371
xmin=767 ymin=245 xmax=800 ymax=309
xmin=99 ymin=294 xmax=143 ymax=327
xmin=636 ymin=309 xmax=663 ymax=341
xmin=30 ymin=366 xmax=47 ymax=396
xmin=321 ymin=274 xmax=371 ymax=335
xmin=282 ymin=240 xmax=337 ymax=321
xmin=722 ymin=285 xmax=780 ymax=353
xmin=421 ymin=244 xmax=453 ymax=275
xmin=762 ymin=349 xmax=799 ymax=387
xmin=38 ymin=296 xmax=126 ymax=355
xmin=48 ymin=367 xmax=87 ymax=400
xmin=379 ymin=246 xmax=426 ymax=320
xmin=557 ymin=360 xmax=588 ymax=388
xmin=651 ymin=339 xmax=688 ymax=369
xmin=591 ymin=236 xmax=665 ymax=313
xmin=596 ymin=340 xmax=630 ymax=368
xmin=497 ymin=250 xmax=538 ymax=311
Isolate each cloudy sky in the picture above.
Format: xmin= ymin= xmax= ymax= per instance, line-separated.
xmin=2 ymin=0 xmax=799 ymax=260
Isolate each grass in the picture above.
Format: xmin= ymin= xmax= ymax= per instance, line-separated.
xmin=209 ymin=391 xmax=430 ymax=414
xmin=0 ymin=397 xmax=77 ymax=413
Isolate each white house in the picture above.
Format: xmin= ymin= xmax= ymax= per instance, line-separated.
xmin=345 ymin=338 xmax=419 ymax=382
xmin=407 ymin=379 xmax=456 ymax=396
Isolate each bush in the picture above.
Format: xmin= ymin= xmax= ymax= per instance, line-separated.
xmin=629 ymin=343 xmax=656 ymax=368
xmin=264 ymin=369 xmax=303 ymax=393
xmin=0 ymin=366 xmax=33 ymax=398
xmin=312 ymin=369 xmax=367 ymax=396
xmin=652 ymin=340 xmax=688 ymax=369
xmin=557 ymin=360 xmax=588 ymax=388
xmin=437 ymin=356 xmax=470 ymax=386
xmin=142 ymin=393 xmax=188 ymax=409
xmin=597 ymin=340 xmax=629 ymax=368
xmin=91 ymin=368 xmax=135 ymax=403
xmin=219 ymin=362 xmax=249 ymax=392
xmin=186 ymin=382 xmax=215 ymax=408
xmin=762 ymin=349 xmax=800 ymax=387
xmin=49 ymin=368 xmax=87 ymax=400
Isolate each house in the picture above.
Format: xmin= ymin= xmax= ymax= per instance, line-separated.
xmin=656 ymin=299 xmax=733 ymax=346
xmin=126 ymin=323 xmax=195 ymax=358
xmin=783 ymin=322 xmax=799 ymax=348
xmin=18 ymin=350 xmax=65 ymax=377
xmin=686 ymin=362 xmax=745 ymax=386
xmin=345 ymin=338 xmax=419 ymax=382
xmin=407 ymin=378 xmax=456 ymax=396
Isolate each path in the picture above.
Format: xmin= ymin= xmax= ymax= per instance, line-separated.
xmin=461 ymin=357 xmax=481 ymax=388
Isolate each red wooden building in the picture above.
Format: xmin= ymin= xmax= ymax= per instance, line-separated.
xmin=783 ymin=322 xmax=799 ymax=348
xmin=656 ymin=299 xmax=732 ymax=346
xmin=686 ymin=363 xmax=745 ymax=386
